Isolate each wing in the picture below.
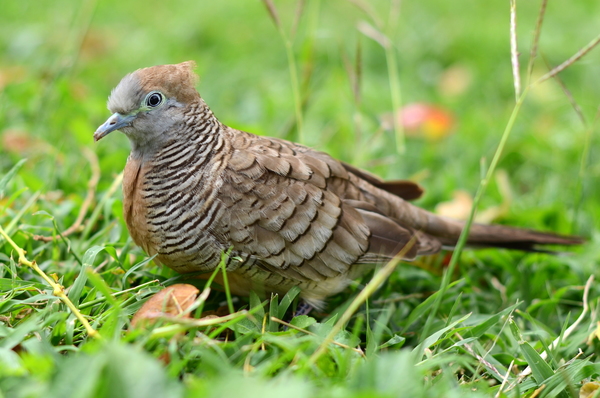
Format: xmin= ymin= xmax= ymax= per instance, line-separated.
xmin=216 ymin=133 xmax=366 ymax=282
xmin=341 ymin=162 xmax=424 ymax=201
xmin=215 ymin=131 xmax=431 ymax=284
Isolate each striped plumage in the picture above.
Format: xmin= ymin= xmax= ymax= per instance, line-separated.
xmin=95 ymin=62 xmax=582 ymax=308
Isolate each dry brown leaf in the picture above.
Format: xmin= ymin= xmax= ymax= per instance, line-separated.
xmin=131 ymin=283 xmax=199 ymax=328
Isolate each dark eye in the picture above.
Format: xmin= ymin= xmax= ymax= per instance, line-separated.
xmin=146 ymin=92 xmax=163 ymax=107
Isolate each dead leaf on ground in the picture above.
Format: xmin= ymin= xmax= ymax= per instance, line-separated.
xmin=435 ymin=190 xmax=474 ymax=220
xmin=435 ymin=170 xmax=513 ymax=224
xmin=131 ymin=283 xmax=199 ymax=328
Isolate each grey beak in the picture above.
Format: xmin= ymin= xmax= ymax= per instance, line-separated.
xmin=94 ymin=113 xmax=135 ymax=141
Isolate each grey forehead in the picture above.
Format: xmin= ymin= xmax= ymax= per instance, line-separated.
xmin=107 ymin=72 xmax=145 ymax=114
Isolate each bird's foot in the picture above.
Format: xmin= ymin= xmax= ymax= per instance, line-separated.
xmin=292 ymin=301 xmax=313 ymax=317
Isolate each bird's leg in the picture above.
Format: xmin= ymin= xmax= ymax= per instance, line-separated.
xmin=293 ymin=301 xmax=313 ymax=317
xmin=282 ymin=300 xmax=314 ymax=331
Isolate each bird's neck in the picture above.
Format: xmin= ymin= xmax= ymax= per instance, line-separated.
xmin=130 ymin=101 xmax=222 ymax=163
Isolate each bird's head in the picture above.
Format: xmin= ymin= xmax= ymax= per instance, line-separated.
xmin=94 ymin=61 xmax=201 ymax=152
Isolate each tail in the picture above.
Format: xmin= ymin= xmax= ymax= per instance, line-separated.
xmin=341 ymin=180 xmax=583 ymax=260
xmin=421 ymin=212 xmax=583 ymax=253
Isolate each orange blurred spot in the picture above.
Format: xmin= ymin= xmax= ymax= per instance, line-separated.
xmin=2 ymin=129 xmax=50 ymax=156
xmin=381 ymin=102 xmax=455 ymax=141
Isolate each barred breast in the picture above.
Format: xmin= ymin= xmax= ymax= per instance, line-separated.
xmin=124 ymin=105 xmax=233 ymax=273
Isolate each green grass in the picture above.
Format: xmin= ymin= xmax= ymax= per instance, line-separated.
xmin=2 ymin=1 xmax=600 ymax=397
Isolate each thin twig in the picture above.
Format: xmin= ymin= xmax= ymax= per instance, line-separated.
xmin=495 ymin=359 xmax=515 ymax=398
xmin=536 ymin=33 xmax=600 ymax=84
xmin=542 ymin=54 xmax=586 ymax=126
xmin=34 ymin=148 xmax=100 ymax=242
xmin=346 ymin=0 xmax=383 ymax=29
xmin=357 ymin=21 xmax=390 ymax=48
xmin=261 ymin=0 xmax=281 ymax=28
xmin=291 ymin=0 xmax=307 ymax=39
xmin=0 ymin=224 xmax=100 ymax=339
xmin=509 ymin=0 xmax=521 ymax=100
xmin=526 ymin=0 xmax=548 ymax=80
xmin=455 ymin=332 xmax=504 ymax=381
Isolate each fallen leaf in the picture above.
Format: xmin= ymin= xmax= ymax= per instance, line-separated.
xmin=435 ymin=190 xmax=473 ymax=220
xmin=131 ymin=284 xmax=199 ymax=328
xmin=580 ymin=382 xmax=600 ymax=398
xmin=435 ymin=170 xmax=513 ymax=224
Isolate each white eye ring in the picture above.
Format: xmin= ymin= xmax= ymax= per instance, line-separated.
xmin=145 ymin=91 xmax=164 ymax=108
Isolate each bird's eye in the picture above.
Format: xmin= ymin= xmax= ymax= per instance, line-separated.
xmin=145 ymin=92 xmax=163 ymax=108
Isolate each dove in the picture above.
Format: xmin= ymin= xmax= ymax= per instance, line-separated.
xmin=94 ymin=61 xmax=582 ymax=308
